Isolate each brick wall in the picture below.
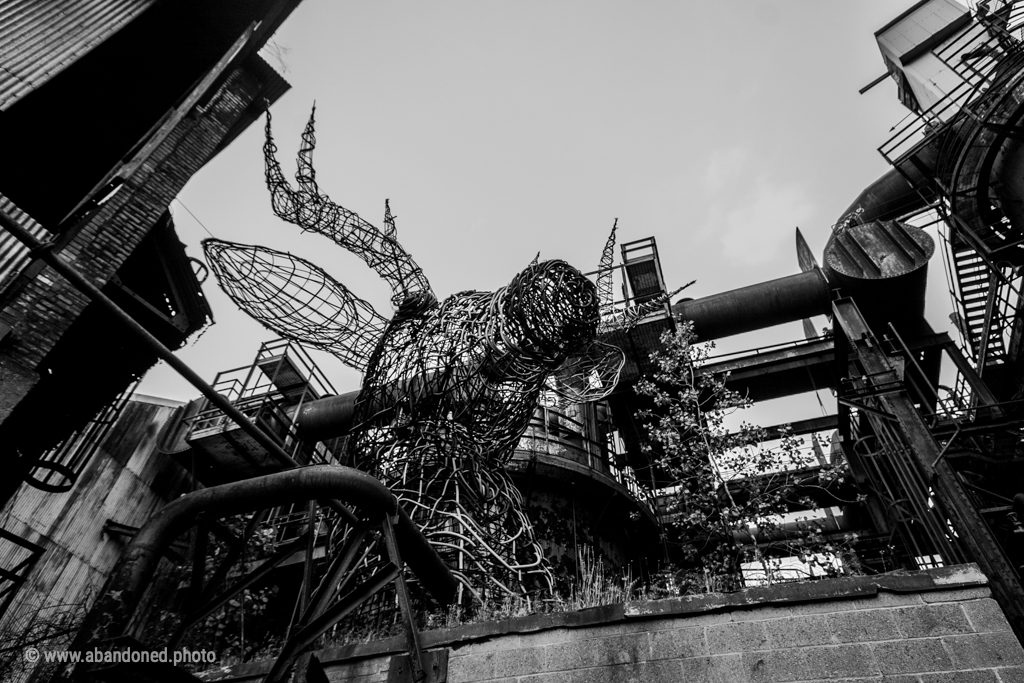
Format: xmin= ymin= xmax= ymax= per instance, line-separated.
xmin=0 ymin=56 xmax=280 ymax=439
xmin=2 ymin=65 xmax=266 ymax=374
xmin=196 ymin=564 xmax=1024 ymax=683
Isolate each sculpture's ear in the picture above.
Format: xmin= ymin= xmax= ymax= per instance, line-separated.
xmin=203 ymin=238 xmax=389 ymax=372
xmin=548 ymin=340 xmax=625 ymax=404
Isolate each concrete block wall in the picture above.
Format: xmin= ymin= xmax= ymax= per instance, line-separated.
xmin=197 ymin=565 xmax=1024 ymax=683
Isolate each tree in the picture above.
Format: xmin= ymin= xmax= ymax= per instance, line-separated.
xmin=635 ymin=322 xmax=853 ymax=593
xmin=0 ymin=595 xmax=89 ymax=682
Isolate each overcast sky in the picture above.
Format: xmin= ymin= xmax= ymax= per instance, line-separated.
xmin=137 ymin=1 xmax=952 ymax=427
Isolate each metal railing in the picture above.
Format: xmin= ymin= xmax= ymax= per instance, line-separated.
xmin=938 ymin=210 xmax=1024 ymax=370
xmin=700 ymin=333 xmax=832 ymax=367
xmin=188 ymin=339 xmax=341 ymax=467
xmin=516 ymin=403 xmax=657 ymax=516
xmin=880 ymin=2 xmax=1024 ymax=167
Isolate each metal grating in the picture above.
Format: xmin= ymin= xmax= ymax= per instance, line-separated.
xmin=620 ymin=237 xmax=667 ymax=306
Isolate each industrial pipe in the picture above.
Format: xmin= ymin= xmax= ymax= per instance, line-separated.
xmin=670 ymin=269 xmax=831 ymax=342
xmin=835 ymin=165 xmax=933 ymax=227
xmin=658 ymin=166 xmax=934 ymax=345
xmin=74 ymin=465 xmax=456 ymax=651
xmin=296 ymin=370 xmax=449 ymax=442
xmin=297 ymin=390 xmax=360 ymax=442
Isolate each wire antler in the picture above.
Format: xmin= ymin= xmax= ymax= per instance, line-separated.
xmin=264 ymin=106 xmax=435 ymax=310
xmin=599 ymin=282 xmax=695 ymax=334
xmin=596 ymin=218 xmax=617 ymax=322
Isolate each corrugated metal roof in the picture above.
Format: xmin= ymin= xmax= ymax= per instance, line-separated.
xmin=0 ymin=193 xmax=48 ymax=291
xmin=0 ymin=0 xmax=157 ymax=110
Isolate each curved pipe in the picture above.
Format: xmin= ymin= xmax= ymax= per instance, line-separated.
xmin=78 ymin=465 xmax=456 ymax=647
xmin=670 ymin=269 xmax=831 ymax=342
xmin=835 ymin=166 xmax=932 ymax=228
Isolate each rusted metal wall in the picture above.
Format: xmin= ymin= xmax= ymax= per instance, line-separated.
xmin=0 ymin=396 xmax=194 ymax=640
xmin=0 ymin=0 xmax=157 ymax=110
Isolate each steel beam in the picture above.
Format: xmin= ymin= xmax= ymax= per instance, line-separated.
xmin=382 ymin=515 xmax=428 ymax=682
xmin=265 ymin=563 xmax=401 ymax=683
xmin=833 ymin=297 xmax=1024 ymax=642
xmin=174 ymin=531 xmax=312 ymax=642
xmin=699 ymin=338 xmax=839 ymax=402
xmin=299 ymin=524 xmax=370 ymax=626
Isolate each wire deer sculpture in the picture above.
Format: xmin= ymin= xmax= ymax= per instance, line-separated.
xmin=203 ymin=107 xmax=674 ymax=603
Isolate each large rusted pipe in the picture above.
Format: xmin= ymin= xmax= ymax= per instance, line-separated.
xmin=75 ymin=466 xmax=456 ymax=650
xmin=296 ymin=371 xmax=449 ymax=442
xmin=653 ymin=168 xmax=932 ymax=344
xmin=836 ymin=165 xmax=933 ymax=227
xmin=298 ymin=390 xmax=360 ymax=441
xmin=670 ymin=269 xmax=831 ymax=342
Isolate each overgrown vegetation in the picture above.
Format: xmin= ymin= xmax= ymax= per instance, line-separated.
xmin=0 ymin=595 xmax=89 ymax=682
xmin=634 ymin=322 xmax=857 ymax=592
xmin=144 ymin=514 xmax=286 ymax=667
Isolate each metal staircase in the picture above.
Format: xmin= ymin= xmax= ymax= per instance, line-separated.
xmin=876 ymin=2 xmax=1024 ymax=376
xmin=950 ymin=245 xmax=1010 ymax=370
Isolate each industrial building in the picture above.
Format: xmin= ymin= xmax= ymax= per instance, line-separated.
xmin=4 ymin=1 xmax=1024 ymax=681
xmin=0 ymin=0 xmax=301 ymax=676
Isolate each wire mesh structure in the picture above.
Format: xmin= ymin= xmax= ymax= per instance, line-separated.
xmin=204 ymin=241 xmax=387 ymax=371
xmin=264 ymin=106 xmax=435 ymax=311
xmin=204 ymin=108 xmax=638 ymax=601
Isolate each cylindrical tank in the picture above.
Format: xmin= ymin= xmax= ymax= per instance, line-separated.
xmin=508 ymin=400 xmax=661 ymax=592
xmin=823 ymin=219 xmax=934 ymax=337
